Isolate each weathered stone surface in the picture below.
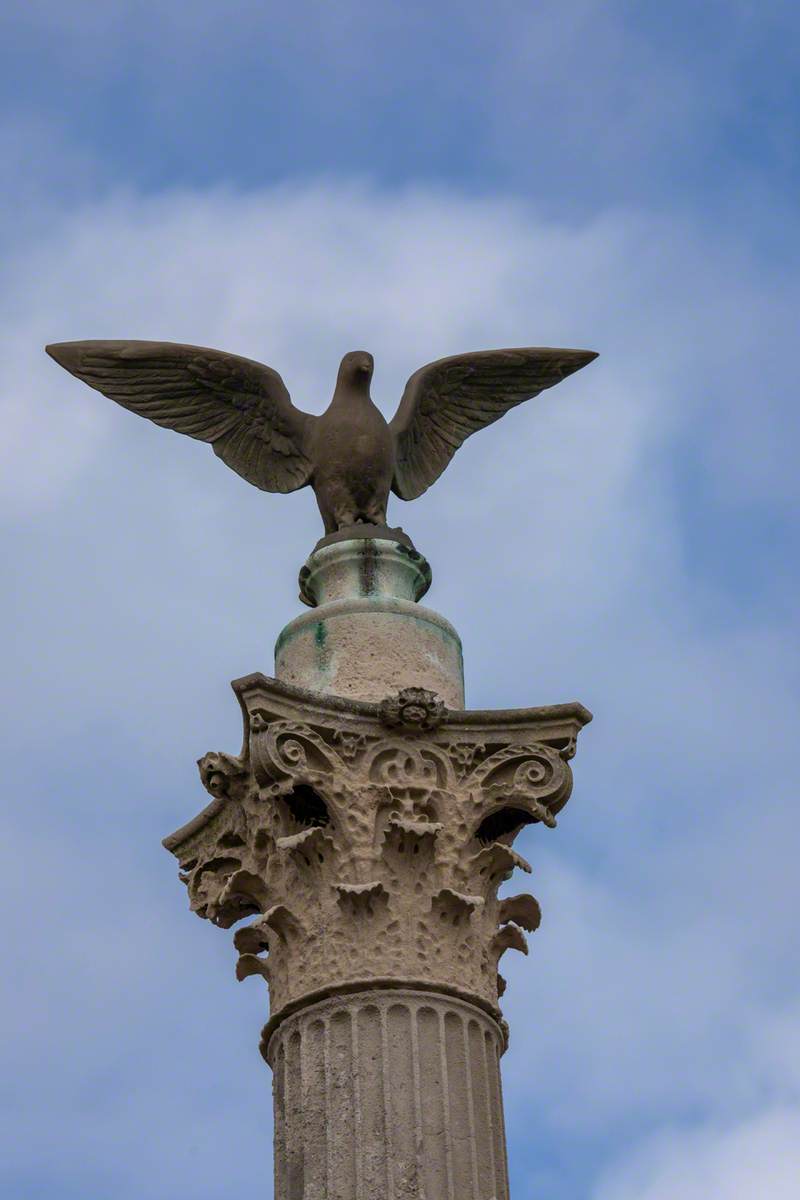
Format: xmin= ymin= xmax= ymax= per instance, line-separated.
xmin=275 ymin=537 xmax=464 ymax=707
xmin=160 ymin=541 xmax=591 ymax=1199
xmin=163 ymin=675 xmax=591 ymax=1024
xmin=268 ymin=988 xmax=509 ymax=1200
xmin=163 ymin=673 xmax=590 ymax=1198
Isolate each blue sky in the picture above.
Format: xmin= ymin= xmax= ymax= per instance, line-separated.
xmin=2 ymin=3 xmax=799 ymax=1198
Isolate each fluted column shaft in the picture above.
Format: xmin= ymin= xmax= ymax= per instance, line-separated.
xmin=267 ymin=988 xmax=509 ymax=1200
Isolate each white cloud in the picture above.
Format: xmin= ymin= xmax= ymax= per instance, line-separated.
xmin=3 ymin=178 xmax=798 ymax=1197
xmin=595 ymin=1108 xmax=800 ymax=1200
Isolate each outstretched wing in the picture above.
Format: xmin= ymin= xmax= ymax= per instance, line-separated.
xmin=46 ymin=340 xmax=315 ymax=493
xmin=390 ymin=347 xmax=598 ymax=500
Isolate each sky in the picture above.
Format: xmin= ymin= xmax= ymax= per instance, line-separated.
xmin=1 ymin=2 xmax=799 ymax=1198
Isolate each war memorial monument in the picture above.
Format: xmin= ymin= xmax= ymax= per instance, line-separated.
xmin=48 ymin=337 xmax=598 ymax=1199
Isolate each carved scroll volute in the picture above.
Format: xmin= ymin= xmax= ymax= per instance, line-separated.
xmin=249 ymin=714 xmax=346 ymax=786
xmin=471 ymin=742 xmax=573 ymax=827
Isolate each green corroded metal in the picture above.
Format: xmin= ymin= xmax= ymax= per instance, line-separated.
xmin=274 ymin=535 xmax=464 ymax=707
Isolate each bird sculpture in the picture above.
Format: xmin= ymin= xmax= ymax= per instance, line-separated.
xmin=46 ymin=340 xmax=597 ymax=535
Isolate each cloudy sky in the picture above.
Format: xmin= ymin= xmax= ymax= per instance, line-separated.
xmin=2 ymin=3 xmax=798 ymax=1197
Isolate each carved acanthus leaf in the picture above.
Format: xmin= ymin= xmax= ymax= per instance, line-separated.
xmin=491 ymin=924 xmax=529 ymax=960
xmin=198 ymin=750 xmax=248 ymax=799
xmin=166 ymin=673 xmax=591 ymax=1017
xmin=499 ymin=893 xmax=541 ymax=933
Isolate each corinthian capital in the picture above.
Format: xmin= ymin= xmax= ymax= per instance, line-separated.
xmin=164 ymin=675 xmax=591 ymax=1042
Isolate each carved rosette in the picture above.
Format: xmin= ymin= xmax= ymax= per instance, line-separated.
xmin=164 ymin=675 xmax=591 ymax=1047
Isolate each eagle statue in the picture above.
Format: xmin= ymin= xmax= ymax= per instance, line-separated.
xmin=46 ymin=340 xmax=597 ymax=535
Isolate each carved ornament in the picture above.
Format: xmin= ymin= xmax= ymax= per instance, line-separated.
xmin=163 ymin=675 xmax=591 ymax=1034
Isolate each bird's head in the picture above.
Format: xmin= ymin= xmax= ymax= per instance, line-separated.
xmin=338 ymin=350 xmax=374 ymax=388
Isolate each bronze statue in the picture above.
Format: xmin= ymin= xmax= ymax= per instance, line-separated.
xmin=46 ymin=341 xmax=597 ymax=534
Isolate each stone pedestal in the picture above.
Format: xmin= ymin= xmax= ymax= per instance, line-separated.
xmin=275 ymin=533 xmax=464 ymax=708
xmin=164 ymin=532 xmax=591 ymax=1198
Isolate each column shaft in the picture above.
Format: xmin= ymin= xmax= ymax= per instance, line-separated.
xmin=267 ymin=989 xmax=510 ymax=1200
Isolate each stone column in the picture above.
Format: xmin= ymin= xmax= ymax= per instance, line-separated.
xmin=269 ymin=990 xmax=507 ymax=1200
xmin=164 ymin=532 xmax=591 ymax=1198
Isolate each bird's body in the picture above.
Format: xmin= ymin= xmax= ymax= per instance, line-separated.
xmin=45 ymin=340 xmax=597 ymax=536
xmin=308 ymin=351 xmax=394 ymax=531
